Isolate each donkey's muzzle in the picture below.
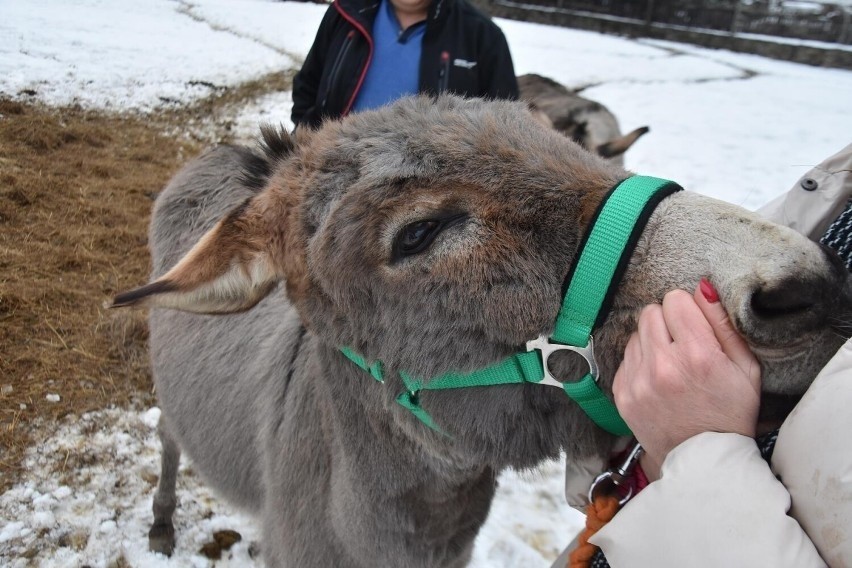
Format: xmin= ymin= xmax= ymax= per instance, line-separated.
xmin=747 ymin=246 xmax=852 ymax=345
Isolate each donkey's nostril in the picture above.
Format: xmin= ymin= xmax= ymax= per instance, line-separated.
xmin=750 ymin=280 xmax=815 ymax=319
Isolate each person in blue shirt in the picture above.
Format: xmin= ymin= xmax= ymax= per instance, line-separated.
xmin=291 ymin=0 xmax=519 ymax=129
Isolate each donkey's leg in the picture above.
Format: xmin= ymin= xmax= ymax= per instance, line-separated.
xmin=149 ymin=417 xmax=181 ymax=556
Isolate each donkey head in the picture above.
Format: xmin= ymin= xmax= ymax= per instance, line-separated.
xmin=114 ymin=96 xmax=850 ymax=467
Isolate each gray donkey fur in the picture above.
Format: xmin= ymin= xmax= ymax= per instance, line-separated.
xmin=114 ymin=95 xmax=850 ymax=567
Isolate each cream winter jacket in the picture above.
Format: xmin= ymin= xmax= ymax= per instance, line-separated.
xmin=569 ymin=144 xmax=852 ymax=567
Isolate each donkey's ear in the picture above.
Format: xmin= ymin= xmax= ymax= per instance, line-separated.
xmin=111 ymin=196 xmax=280 ymax=314
xmin=595 ymin=126 xmax=650 ymax=159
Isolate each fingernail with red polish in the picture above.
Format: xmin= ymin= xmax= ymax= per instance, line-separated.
xmin=700 ymin=278 xmax=719 ymax=303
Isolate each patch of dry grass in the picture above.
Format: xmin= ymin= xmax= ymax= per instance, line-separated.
xmin=0 ymin=71 xmax=293 ymax=490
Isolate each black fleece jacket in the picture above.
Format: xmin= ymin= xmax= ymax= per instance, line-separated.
xmin=291 ymin=0 xmax=519 ymax=129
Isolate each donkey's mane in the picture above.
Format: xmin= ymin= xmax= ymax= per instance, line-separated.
xmin=237 ymin=124 xmax=297 ymax=192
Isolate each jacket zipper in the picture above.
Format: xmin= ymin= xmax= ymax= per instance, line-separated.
xmin=438 ymin=51 xmax=450 ymax=94
xmin=334 ymin=1 xmax=374 ymax=116
xmin=322 ymin=30 xmax=355 ymax=111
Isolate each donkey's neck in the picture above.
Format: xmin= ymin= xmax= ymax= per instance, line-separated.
xmin=312 ymin=341 xmax=498 ymax=564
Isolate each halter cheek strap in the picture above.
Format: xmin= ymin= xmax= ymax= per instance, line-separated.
xmin=342 ymin=175 xmax=683 ymax=437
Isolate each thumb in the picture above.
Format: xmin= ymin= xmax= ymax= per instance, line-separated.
xmin=694 ymin=278 xmax=759 ymax=380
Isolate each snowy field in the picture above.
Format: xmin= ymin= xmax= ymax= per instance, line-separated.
xmin=2 ymin=1 xmax=851 ymax=567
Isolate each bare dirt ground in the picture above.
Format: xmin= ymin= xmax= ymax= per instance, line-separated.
xmin=0 ymin=71 xmax=293 ymax=491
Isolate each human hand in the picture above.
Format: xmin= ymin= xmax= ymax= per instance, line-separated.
xmin=612 ymin=278 xmax=761 ymax=481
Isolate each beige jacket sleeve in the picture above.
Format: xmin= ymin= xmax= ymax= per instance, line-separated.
xmin=758 ymin=143 xmax=852 ymax=238
xmin=771 ymin=338 xmax=852 ymax=566
xmin=589 ymin=432 xmax=827 ymax=567
xmin=590 ymin=338 xmax=852 ymax=566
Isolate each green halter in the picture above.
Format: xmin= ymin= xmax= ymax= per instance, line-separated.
xmin=342 ymin=175 xmax=682 ymax=437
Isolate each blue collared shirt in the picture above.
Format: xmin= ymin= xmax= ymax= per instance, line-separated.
xmin=352 ymin=0 xmax=426 ymax=112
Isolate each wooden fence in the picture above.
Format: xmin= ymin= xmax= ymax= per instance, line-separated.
xmin=511 ymin=0 xmax=851 ymax=44
xmin=476 ymin=0 xmax=852 ymax=68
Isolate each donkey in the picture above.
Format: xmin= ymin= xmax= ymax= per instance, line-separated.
xmin=113 ymin=95 xmax=849 ymax=567
xmin=519 ymin=73 xmax=649 ymax=165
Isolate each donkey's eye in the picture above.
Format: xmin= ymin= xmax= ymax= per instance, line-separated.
xmin=398 ymin=220 xmax=441 ymax=255
xmin=393 ymin=213 xmax=468 ymax=261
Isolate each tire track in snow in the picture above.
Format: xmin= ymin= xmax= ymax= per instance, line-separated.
xmin=636 ymin=39 xmax=760 ymax=82
xmin=570 ymin=40 xmax=760 ymax=93
xmin=173 ymin=0 xmax=303 ymax=66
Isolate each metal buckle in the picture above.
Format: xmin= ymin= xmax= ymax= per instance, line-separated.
xmin=588 ymin=442 xmax=644 ymax=506
xmin=525 ymin=334 xmax=599 ymax=389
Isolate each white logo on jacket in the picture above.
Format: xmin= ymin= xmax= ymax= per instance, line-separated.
xmin=453 ymin=59 xmax=477 ymax=69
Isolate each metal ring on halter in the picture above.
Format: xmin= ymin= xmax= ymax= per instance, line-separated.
xmin=525 ymin=334 xmax=599 ymax=389
xmin=587 ymin=442 xmax=644 ymax=506
xmin=589 ymin=470 xmax=634 ymax=506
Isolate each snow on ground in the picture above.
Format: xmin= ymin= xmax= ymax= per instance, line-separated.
xmin=186 ymin=0 xmax=327 ymax=58
xmin=231 ymin=90 xmax=296 ymax=140
xmin=0 ymin=0 xmax=294 ymax=112
xmin=0 ymin=408 xmax=261 ymax=568
xmin=2 ymin=1 xmax=851 ymax=566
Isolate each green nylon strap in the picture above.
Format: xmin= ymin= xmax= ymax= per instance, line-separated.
xmin=563 ymin=374 xmax=630 ymax=435
xmin=342 ymin=350 xmax=545 ymax=435
xmin=340 ymin=347 xmax=384 ymax=382
xmin=400 ymin=351 xmax=543 ymax=392
xmin=395 ymin=392 xmax=447 ymax=434
xmin=554 ymin=175 xmax=681 ymax=346
xmin=341 ymin=175 xmax=681 ymax=437
xmin=553 ymin=175 xmax=682 ymax=436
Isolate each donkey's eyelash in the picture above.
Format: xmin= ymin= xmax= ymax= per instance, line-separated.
xmin=390 ymin=212 xmax=468 ymax=263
